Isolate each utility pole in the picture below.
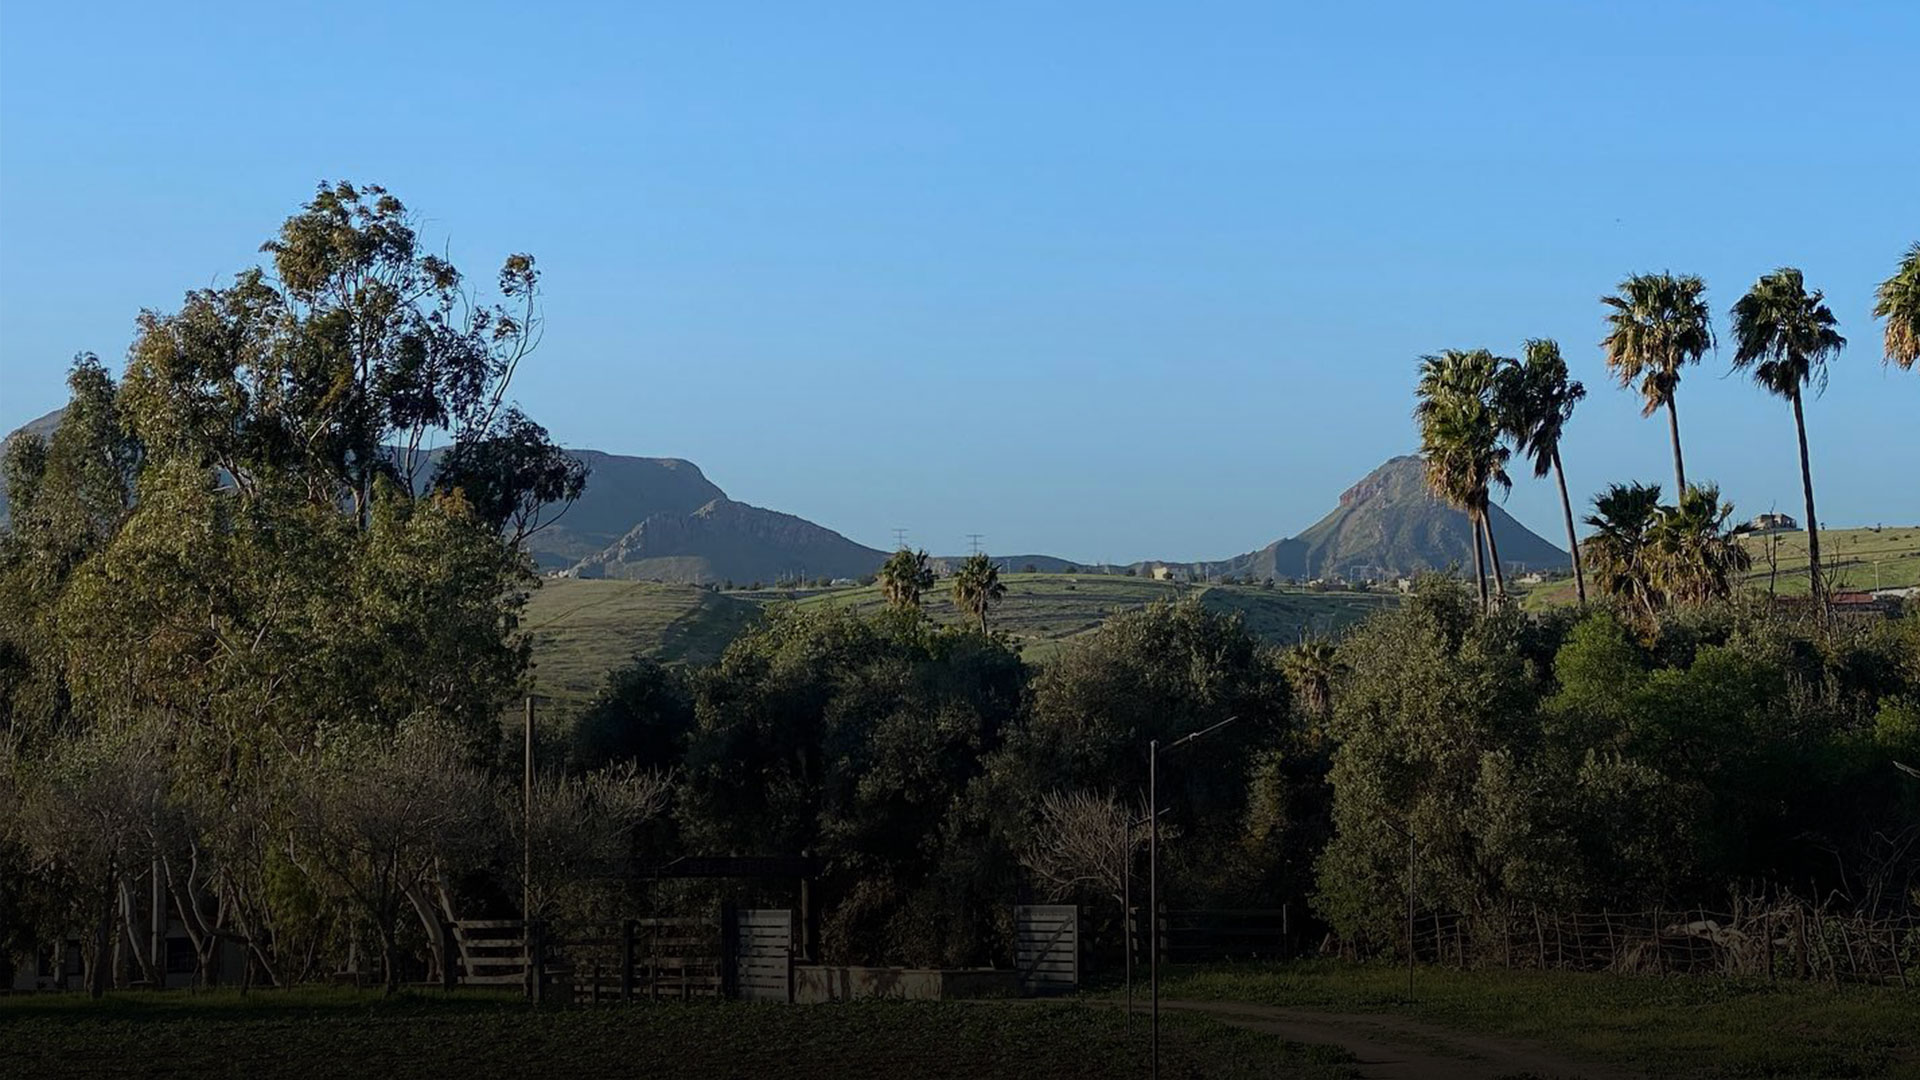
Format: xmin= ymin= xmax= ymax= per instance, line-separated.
xmin=524 ymin=695 xmax=535 ymax=1002
xmin=967 ymin=533 xmax=984 ymax=556
xmin=892 ymin=528 xmax=909 ymax=550
xmin=1149 ymin=738 xmax=1158 ymax=1080
xmin=1146 ymin=715 xmax=1240 ymax=1080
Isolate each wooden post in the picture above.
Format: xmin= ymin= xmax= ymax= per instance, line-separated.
xmin=1534 ymin=906 xmax=1546 ymax=969
xmin=591 ymin=963 xmax=601 ymax=1005
xmin=720 ymin=902 xmax=737 ymax=1001
xmin=1795 ymin=906 xmax=1809 ymax=981
xmin=528 ymin=920 xmax=545 ymax=1005
xmin=621 ymin=920 xmax=636 ymax=1002
xmin=439 ymin=920 xmax=456 ymax=991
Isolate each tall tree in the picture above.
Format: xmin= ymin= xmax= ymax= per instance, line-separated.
xmin=878 ymin=548 xmax=936 ymax=611
xmin=950 ymin=553 xmax=1007 ymax=634
xmin=1583 ymin=482 xmax=1665 ymax=627
xmin=1730 ymin=268 xmax=1845 ymax=603
xmin=1601 ymin=272 xmax=1715 ymax=495
xmin=1416 ymin=349 xmax=1513 ymax=610
xmin=1872 ymin=242 xmax=1920 ymax=371
xmin=1495 ymin=339 xmax=1589 ymax=604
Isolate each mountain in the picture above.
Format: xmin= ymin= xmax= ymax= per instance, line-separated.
xmin=570 ymin=496 xmax=886 ymax=585
xmin=1195 ymin=455 xmax=1569 ymax=581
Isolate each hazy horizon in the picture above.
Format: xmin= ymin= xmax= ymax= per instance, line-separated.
xmin=3 ymin=1 xmax=1916 ymax=563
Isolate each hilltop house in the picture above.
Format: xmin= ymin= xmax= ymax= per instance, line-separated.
xmin=1746 ymin=512 xmax=1799 ymax=534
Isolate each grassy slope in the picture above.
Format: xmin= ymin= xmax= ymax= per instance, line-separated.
xmin=1518 ymin=525 xmax=1920 ymax=610
xmin=0 ymin=990 xmax=1354 ymax=1080
xmin=785 ymin=573 xmax=1399 ymax=663
xmin=521 ymin=578 xmax=759 ymax=706
xmin=1159 ymin=961 xmax=1920 ymax=1080
xmin=522 ymin=574 xmax=1400 ymax=704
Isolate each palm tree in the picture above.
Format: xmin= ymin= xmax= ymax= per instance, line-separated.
xmin=1281 ymin=639 xmax=1342 ymax=721
xmin=1872 ymin=242 xmax=1920 ymax=370
xmin=1601 ymin=272 xmax=1715 ymax=495
xmin=879 ymin=547 xmax=935 ymax=611
xmin=1495 ymin=339 xmax=1589 ymax=604
xmin=950 ymin=552 xmax=1006 ymax=633
xmin=1416 ymin=349 xmax=1513 ymax=610
xmin=1730 ymin=268 xmax=1845 ymax=603
xmin=1649 ymin=483 xmax=1751 ymax=606
xmin=1582 ymin=482 xmax=1665 ymax=626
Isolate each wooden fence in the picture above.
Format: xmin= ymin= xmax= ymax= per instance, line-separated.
xmin=1398 ymin=902 xmax=1918 ymax=987
xmin=453 ymin=916 xmax=725 ymax=1002
xmin=1129 ymin=907 xmax=1297 ymax=965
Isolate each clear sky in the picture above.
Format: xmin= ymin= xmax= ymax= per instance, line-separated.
xmin=2 ymin=1 xmax=1915 ymax=563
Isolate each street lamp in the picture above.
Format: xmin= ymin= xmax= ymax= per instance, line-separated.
xmin=1146 ymin=715 xmax=1239 ymax=1080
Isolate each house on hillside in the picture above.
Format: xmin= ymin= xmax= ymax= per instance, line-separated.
xmin=1829 ymin=591 xmax=1905 ymax=619
xmin=1746 ymin=512 xmax=1799 ymax=534
xmin=1150 ymin=565 xmax=1183 ymax=582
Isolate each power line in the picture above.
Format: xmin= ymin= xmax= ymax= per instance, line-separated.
xmin=892 ymin=528 xmax=909 ymax=550
xmin=966 ymin=533 xmax=984 ymax=556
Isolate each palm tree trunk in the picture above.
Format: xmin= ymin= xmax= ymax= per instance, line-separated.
xmin=1666 ymin=397 xmax=1687 ymax=496
xmin=1483 ymin=509 xmax=1508 ymax=603
xmin=1468 ymin=514 xmax=1489 ymax=612
xmin=1553 ymin=449 xmax=1587 ymax=604
xmin=1791 ymin=389 xmax=1823 ymax=605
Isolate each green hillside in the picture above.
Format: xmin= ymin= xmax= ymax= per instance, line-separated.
xmin=521 ymin=578 xmax=760 ymax=707
xmin=1518 ymin=525 xmax=1920 ymax=609
xmin=523 ymin=572 xmax=1403 ymax=706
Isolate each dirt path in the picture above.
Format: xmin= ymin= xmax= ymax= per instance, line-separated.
xmin=1143 ymin=999 xmax=1642 ymax=1080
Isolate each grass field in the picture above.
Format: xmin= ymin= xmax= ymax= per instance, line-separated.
xmin=524 ymin=573 xmax=1401 ymax=701
xmin=784 ymin=573 xmax=1400 ymax=663
xmin=0 ymin=989 xmax=1355 ymax=1080
xmin=521 ymin=578 xmax=759 ymax=706
xmin=1519 ymin=525 xmax=1920 ymax=610
xmin=1158 ymin=960 xmax=1920 ymax=1079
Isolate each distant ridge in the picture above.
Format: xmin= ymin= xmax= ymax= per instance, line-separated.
xmin=1197 ymin=455 xmax=1569 ymax=580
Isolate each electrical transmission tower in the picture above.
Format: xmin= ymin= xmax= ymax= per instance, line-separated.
xmin=966 ymin=534 xmax=984 ymax=556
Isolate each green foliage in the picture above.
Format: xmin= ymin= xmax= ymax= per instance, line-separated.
xmin=878 ymin=547 xmax=936 ymax=611
xmin=949 ymin=552 xmax=1006 ymax=633
xmin=1314 ymin=582 xmax=1920 ymax=949
xmin=679 ymin=605 xmax=1026 ymax=965
xmin=1870 ymin=241 xmax=1920 ymax=369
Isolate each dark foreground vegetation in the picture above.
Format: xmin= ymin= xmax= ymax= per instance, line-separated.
xmin=1161 ymin=960 xmax=1920 ymax=1079
xmin=0 ymin=990 xmax=1353 ymax=1080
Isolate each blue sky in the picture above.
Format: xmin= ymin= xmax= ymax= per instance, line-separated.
xmin=2 ymin=1 xmax=1915 ymax=562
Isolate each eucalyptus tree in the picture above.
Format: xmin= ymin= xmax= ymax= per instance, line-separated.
xmin=1416 ymin=349 xmax=1513 ymax=610
xmin=1495 ymin=339 xmax=1589 ymax=603
xmin=1873 ymin=242 xmax=1920 ymax=371
xmin=1601 ymin=272 xmax=1715 ymax=495
xmin=951 ymin=552 xmax=1007 ymax=633
xmin=1730 ymin=269 xmax=1845 ymax=603
xmin=879 ymin=547 xmax=936 ymax=611
xmin=1583 ymin=482 xmax=1665 ymax=626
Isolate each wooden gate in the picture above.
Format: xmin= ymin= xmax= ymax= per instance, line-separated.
xmin=1013 ymin=905 xmax=1078 ymax=995
xmin=452 ymin=920 xmax=529 ymax=987
xmin=730 ymin=908 xmax=795 ymax=1002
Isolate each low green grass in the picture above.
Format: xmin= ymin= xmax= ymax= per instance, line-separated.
xmin=1743 ymin=525 xmax=1920 ymax=596
xmin=1157 ymin=960 xmax=1920 ymax=1079
xmin=521 ymin=578 xmax=759 ymax=706
xmin=0 ymin=988 xmax=1355 ymax=1080
xmin=1515 ymin=525 xmax=1920 ymax=611
xmin=790 ymin=573 xmax=1399 ymax=663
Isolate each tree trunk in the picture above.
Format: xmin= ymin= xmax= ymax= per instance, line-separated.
xmin=1468 ymin=515 xmax=1489 ymax=612
xmin=1483 ymin=509 xmax=1508 ymax=603
xmin=1666 ymin=396 xmax=1687 ymax=497
xmin=1553 ymin=450 xmax=1587 ymax=605
xmin=1791 ymin=389 xmax=1823 ymax=606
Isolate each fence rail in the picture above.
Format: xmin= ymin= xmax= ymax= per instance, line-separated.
xmin=1394 ymin=902 xmax=1917 ymax=988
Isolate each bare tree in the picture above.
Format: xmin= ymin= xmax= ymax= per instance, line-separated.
xmin=502 ymin=763 xmax=674 ymax=922
xmin=1020 ymin=790 xmax=1160 ymax=910
xmin=288 ymin=719 xmax=493 ymax=993
xmin=9 ymin=723 xmax=171 ymax=997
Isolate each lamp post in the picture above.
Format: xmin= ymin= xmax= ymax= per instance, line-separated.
xmin=1147 ymin=715 xmax=1239 ymax=1080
